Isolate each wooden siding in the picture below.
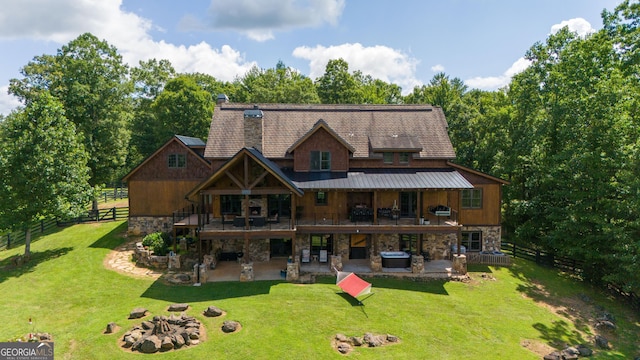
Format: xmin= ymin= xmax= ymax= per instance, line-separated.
xmin=293 ymin=127 xmax=350 ymax=172
xmin=458 ymin=183 xmax=502 ymax=225
xmin=127 ymin=140 xmax=211 ymax=181
xmin=126 ymin=139 xmax=211 ymax=217
xmin=129 ymin=179 xmax=202 ymax=216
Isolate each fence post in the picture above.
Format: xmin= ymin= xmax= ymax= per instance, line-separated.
xmin=41 ymin=219 xmax=44 ymax=233
xmin=512 ymin=243 xmax=516 ymax=258
xmin=535 ymin=250 xmax=541 ymax=264
xmin=113 ymin=207 xmax=116 ymax=220
xmin=7 ymin=233 xmax=10 ymax=249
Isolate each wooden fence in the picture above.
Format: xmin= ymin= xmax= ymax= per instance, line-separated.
xmin=97 ymin=187 xmax=128 ymax=204
xmin=500 ymin=242 xmax=583 ymax=275
xmin=0 ymin=207 xmax=129 ymax=250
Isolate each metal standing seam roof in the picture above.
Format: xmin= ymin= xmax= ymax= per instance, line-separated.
xmin=175 ymin=135 xmax=206 ymax=147
xmin=290 ymin=170 xmax=473 ymax=190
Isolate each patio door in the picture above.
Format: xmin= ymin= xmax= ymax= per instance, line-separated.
xmin=268 ymin=194 xmax=291 ymax=218
xmin=349 ymin=234 xmax=368 ymax=259
xmin=400 ymin=192 xmax=417 ymax=217
xmin=270 ymin=238 xmax=292 ymax=257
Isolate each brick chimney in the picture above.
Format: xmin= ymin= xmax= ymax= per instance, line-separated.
xmin=244 ymin=105 xmax=263 ymax=152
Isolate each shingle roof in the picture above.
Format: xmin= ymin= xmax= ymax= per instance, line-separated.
xmin=204 ymin=104 xmax=455 ymax=159
xmin=286 ymin=169 xmax=473 ymax=190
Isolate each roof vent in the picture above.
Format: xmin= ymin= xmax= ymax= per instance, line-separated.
xmin=244 ymin=105 xmax=263 ymax=118
xmin=216 ymin=94 xmax=229 ymax=105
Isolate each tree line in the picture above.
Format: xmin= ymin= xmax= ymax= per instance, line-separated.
xmin=0 ymin=2 xmax=637 ymax=296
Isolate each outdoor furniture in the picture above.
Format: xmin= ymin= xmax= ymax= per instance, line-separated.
xmin=251 ymin=216 xmax=266 ymax=227
xmin=301 ymin=249 xmax=310 ymax=263
xmin=233 ymin=217 xmax=245 ymax=227
xmin=222 ymin=213 xmax=239 ymax=224
xmin=267 ymin=211 xmax=279 ymax=223
xmin=319 ymin=250 xmax=328 ymax=263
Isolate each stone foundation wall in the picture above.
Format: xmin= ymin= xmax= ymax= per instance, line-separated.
xmin=247 ymin=239 xmax=270 ymax=262
xmin=421 ymin=233 xmax=457 ymax=260
xmin=294 ymin=234 xmax=309 ymax=259
xmin=374 ymin=233 xmax=400 ymax=253
xmin=335 ymin=234 xmax=350 ymax=259
xmin=462 ymin=225 xmax=502 ymax=251
xmin=128 ymin=216 xmax=173 ymax=236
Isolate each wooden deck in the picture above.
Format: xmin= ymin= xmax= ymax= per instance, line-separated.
xmin=175 ymin=214 xmax=460 ymax=237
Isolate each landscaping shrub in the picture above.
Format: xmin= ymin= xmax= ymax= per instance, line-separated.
xmin=141 ymin=232 xmax=170 ymax=256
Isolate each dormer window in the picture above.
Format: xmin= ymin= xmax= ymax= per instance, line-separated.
xmin=168 ymin=153 xmax=186 ymax=168
xmin=383 ymin=152 xmax=394 ymax=164
xmin=310 ymin=151 xmax=331 ymax=171
xmin=399 ymin=152 xmax=410 ymax=164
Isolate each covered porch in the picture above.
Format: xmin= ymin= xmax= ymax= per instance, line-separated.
xmin=201 ymin=258 xmax=455 ymax=282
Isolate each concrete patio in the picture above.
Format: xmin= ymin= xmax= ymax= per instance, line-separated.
xmin=203 ymin=258 xmax=454 ymax=282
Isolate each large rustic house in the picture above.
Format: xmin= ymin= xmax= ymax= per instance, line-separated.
xmin=124 ymin=98 xmax=507 ymax=275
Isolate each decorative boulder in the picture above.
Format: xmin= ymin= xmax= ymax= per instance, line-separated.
xmin=595 ymin=335 xmax=610 ymax=349
xmin=161 ymin=336 xmax=174 ymax=350
xmin=129 ymin=308 xmax=147 ymax=319
xmin=204 ymin=305 xmax=223 ymax=317
xmin=168 ymin=303 xmax=189 ymax=312
xmin=576 ymin=344 xmax=593 ymax=357
xmin=139 ymin=335 xmax=161 ymax=353
xmin=337 ymin=342 xmax=352 ymax=354
xmin=221 ymin=320 xmax=240 ymax=333
xmin=105 ymin=322 xmax=118 ymax=334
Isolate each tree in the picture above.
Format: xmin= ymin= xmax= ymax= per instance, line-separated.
xmin=151 ymin=75 xmax=214 ymax=144
xmin=236 ymin=61 xmax=320 ymax=104
xmin=128 ymin=59 xmax=176 ymax=166
xmin=316 ymin=59 xmax=362 ymax=104
xmin=9 ymin=32 xmax=132 ymax=186
xmin=0 ymin=92 xmax=92 ymax=258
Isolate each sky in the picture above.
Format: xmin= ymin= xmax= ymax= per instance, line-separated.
xmin=0 ymin=0 xmax=622 ymax=116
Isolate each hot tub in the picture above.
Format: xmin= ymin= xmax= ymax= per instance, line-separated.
xmin=380 ymin=251 xmax=411 ymax=268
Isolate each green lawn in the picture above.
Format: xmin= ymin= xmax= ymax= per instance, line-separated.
xmin=0 ymin=221 xmax=637 ymax=359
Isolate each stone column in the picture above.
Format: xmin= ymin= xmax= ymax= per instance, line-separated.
xmin=168 ymin=254 xmax=181 ymax=270
xmin=452 ymin=254 xmax=467 ymax=275
xmin=193 ymin=264 xmax=207 ymax=283
xmin=240 ymin=262 xmax=254 ymax=282
xmin=370 ymin=255 xmax=382 ymax=272
xmin=286 ymin=262 xmax=299 ymax=281
xmin=411 ymin=255 xmax=424 ymax=273
xmin=330 ymin=255 xmax=343 ymax=271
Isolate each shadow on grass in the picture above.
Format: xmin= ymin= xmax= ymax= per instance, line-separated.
xmin=315 ymin=275 xmax=450 ymax=295
xmin=140 ymin=279 xmax=284 ymax=302
xmin=89 ymin=222 xmax=130 ymax=250
xmin=0 ymin=247 xmax=73 ymax=283
xmin=467 ymin=264 xmax=494 ymax=273
xmin=533 ymin=320 xmax=586 ymax=347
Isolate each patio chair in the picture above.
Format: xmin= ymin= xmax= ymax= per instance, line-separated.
xmin=319 ymin=250 xmax=328 ymax=263
xmin=301 ymin=249 xmax=310 ymax=263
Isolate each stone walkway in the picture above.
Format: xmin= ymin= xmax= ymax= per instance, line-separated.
xmin=104 ymin=240 xmax=163 ymax=279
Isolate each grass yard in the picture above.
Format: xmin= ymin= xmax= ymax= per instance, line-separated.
xmin=0 ymin=221 xmax=637 ymax=359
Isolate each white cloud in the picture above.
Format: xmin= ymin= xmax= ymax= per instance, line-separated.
xmin=0 ymin=86 xmax=22 ymax=116
xmin=465 ymin=57 xmax=531 ymax=90
xmin=0 ymin=0 xmax=258 ymax=115
xmin=183 ymin=0 xmax=345 ymax=41
xmin=550 ymin=18 xmax=595 ymax=37
xmin=293 ymin=43 xmax=421 ymax=94
xmin=431 ymin=64 xmax=445 ymax=73
xmin=464 ymin=18 xmax=592 ymax=91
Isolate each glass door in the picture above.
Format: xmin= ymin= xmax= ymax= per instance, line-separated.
xmin=400 ymin=192 xmax=417 ymax=217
